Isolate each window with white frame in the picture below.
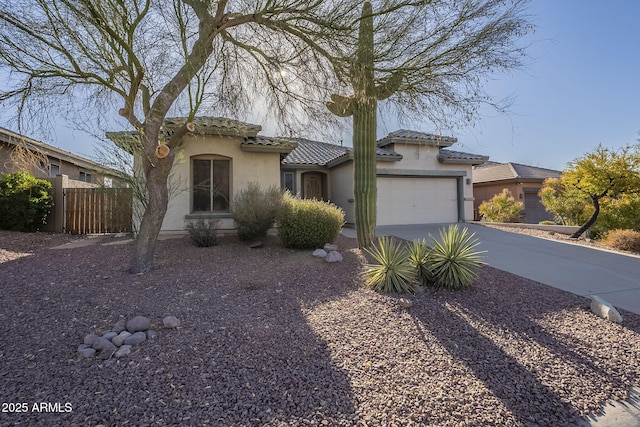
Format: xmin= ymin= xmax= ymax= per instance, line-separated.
xmin=192 ymin=156 xmax=231 ymax=212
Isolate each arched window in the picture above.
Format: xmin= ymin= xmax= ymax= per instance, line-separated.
xmin=192 ymin=155 xmax=231 ymax=212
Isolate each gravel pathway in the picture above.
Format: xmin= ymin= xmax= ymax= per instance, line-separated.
xmin=0 ymin=230 xmax=639 ymax=426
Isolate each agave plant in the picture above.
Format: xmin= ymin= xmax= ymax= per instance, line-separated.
xmin=364 ymin=236 xmax=415 ymax=293
xmin=428 ymin=225 xmax=486 ymax=290
xmin=407 ymin=238 xmax=433 ymax=286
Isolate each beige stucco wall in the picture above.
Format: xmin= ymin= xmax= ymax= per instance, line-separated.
xmin=159 ymin=134 xmax=282 ymax=233
xmin=329 ymin=162 xmax=355 ymax=223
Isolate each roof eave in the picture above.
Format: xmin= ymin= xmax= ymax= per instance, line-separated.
xmin=378 ymin=136 xmax=455 ymax=149
xmin=438 ymin=155 xmax=489 ymax=165
xmin=241 ymin=143 xmax=298 ymax=154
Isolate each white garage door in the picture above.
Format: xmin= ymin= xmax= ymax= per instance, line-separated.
xmin=377 ymin=177 xmax=458 ymax=225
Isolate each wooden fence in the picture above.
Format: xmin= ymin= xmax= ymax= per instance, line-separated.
xmin=64 ymin=187 xmax=133 ymax=234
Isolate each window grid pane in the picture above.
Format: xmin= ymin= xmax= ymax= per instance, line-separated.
xmin=193 ymin=159 xmax=211 ymax=212
xmin=192 ymin=158 xmax=230 ymax=213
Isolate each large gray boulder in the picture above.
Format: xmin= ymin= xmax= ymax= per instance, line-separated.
xmin=163 ymin=316 xmax=181 ymax=328
xmin=91 ymin=337 xmax=117 ymax=359
xmin=590 ymin=296 xmax=623 ymax=323
xmin=111 ymin=331 xmax=132 ymax=347
xmin=325 ymin=251 xmax=343 ymax=263
xmin=312 ymin=249 xmax=328 ymax=258
xmin=124 ymin=331 xmax=147 ymax=346
xmin=126 ymin=316 xmax=151 ymax=333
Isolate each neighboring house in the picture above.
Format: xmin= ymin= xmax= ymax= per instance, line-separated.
xmin=473 ymin=162 xmax=562 ymax=224
xmin=108 ymin=119 xmax=488 ymax=233
xmin=0 ymin=126 xmax=125 ymax=187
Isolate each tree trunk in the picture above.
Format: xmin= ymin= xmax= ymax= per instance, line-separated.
xmin=130 ymin=134 xmax=174 ymax=273
xmin=353 ymin=98 xmax=377 ymax=248
xmin=571 ymin=196 xmax=600 ymax=239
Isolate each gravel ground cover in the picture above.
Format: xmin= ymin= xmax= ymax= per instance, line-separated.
xmin=0 ymin=230 xmax=639 ymax=426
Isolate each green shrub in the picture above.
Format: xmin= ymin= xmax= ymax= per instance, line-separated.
xmin=364 ymin=236 xmax=415 ymax=293
xmin=232 ymin=182 xmax=282 ymax=241
xmin=276 ymin=192 xmax=344 ymax=249
xmin=602 ymin=229 xmax=640 ymax=252
xmin=408 ymin=238 xmax=433 ymax=286
xmin=0 ymin=171 xmax=53 ymax=231
xmin=427 ymin=225 xmax=486 ymax=290
xmin=478 ymin=189 xmax=523 ymax=223
xmin=539 ymin=220 xmax=557 ymax=225
xmin=185 ymin=218 xmax=220 ymax=247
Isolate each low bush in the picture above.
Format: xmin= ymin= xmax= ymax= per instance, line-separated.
xmin=602 ymin=229 xmax=640 ymax=253
xmin=232 ymin=183 xmax=282 ymax=241
xmin=276 ymin=192 xmax=345 ymax=249
xmin=539 ymin=220 xmax=557 ymax=225
xmin=185 ymin=218 xmax=220 ymax=247
xmin=478 ymin=189 xmax=523 ymax=223
xmin=0 ymin=171 xmax=53 ymax=231
xmin=364 ymin=236 xmax=415 ymax=293
xmin=427 ymin=225 xmax=486 ymax=290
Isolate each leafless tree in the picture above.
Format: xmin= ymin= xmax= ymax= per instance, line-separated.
xmin=0 ymin=0 xmax=356 ymax=272
xmin=0 ymin=0 xmax=532 ymax=271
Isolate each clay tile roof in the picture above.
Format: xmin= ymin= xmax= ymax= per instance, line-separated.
xmin=281 ymin=138 xmax=401 ymax=167
xmin=438 ymin=149 xmax=489 ymax=165
xmin=378 ymin=129 xmax=457 ymax=148
xmin=164 ymin=117 xmax=262 ymax=137
xmin=281 ymin=138 xmax=349 ymax=166
xmin=106 ymin=116 xmax=264 ymax=152
xmin=473 ymin=162 xmax=561 ymax=183
xmin=241 ymin=136 xmax=298 ymax=154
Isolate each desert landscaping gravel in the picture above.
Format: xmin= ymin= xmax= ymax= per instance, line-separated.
xmin=1 ymin=230 xmax=639 ymax=426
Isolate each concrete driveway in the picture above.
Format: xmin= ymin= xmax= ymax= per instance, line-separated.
xmin=373 ymin=223 xmax=640 ymax=315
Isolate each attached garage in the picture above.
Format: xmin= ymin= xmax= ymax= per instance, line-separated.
xmin=376 ymin=176 xmax=459 ymax=225
xmin=281 ymin=130 xmax=489 ymax=226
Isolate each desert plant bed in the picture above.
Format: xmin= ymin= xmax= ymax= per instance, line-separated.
xmin=1 ymin=230 xmax=639 ymax=426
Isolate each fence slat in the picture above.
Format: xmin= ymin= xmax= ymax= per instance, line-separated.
xmin=64 ymin=188 xmax=132 ymax=234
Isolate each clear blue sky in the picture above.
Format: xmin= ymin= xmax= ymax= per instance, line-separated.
xmin=2 ymin=0 xmax=639 ymax=172
xmin=448 ymin=0 xmax=640 ymax=171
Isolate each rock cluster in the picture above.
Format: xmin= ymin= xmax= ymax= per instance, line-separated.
xmin=312 ymin=243 xmax=343 ymax=263
xmin=77 ymin=315 xmax=181 ymax=360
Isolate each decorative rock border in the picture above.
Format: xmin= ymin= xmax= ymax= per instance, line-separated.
xmin=77 ymin=315 xmax=181 ymax=360
xmin=312 ymin=243 xmax=343 ymax=263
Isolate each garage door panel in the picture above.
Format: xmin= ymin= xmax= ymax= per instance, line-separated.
xmin=377 ymin=177 xmax=458 ymax=225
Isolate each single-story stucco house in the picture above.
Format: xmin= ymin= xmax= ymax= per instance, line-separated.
xmin=108 ymin=117 xmax=488 ymax=233
xmin=472 ymin=162 xmax=562 ymax=224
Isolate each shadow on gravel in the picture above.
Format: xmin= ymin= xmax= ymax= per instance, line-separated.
xmin=0 ymin=235 xmax=358 ymax=426
xmin=408 ymin=266 xmax=640 ymax=425
xmin=410 ymin=306 xmax=582 ymax=425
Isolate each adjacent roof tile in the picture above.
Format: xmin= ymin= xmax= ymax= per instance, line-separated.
xmin=378 ymin=129 xmax=457 ymax=148
xmin=241 ymin=136 xmax=298 ymax=153
xmin=473 ymin=162 xmax=561 ymax=183
xmin=438 ymin=149 xmax=489 ymax=165
xmin=281 ymin=138 xmax=401 ymax=167
xmin=281 ymin=138 xmax=349 ymax=166
xmin=164 ymin=117 xmax=261 ymax=137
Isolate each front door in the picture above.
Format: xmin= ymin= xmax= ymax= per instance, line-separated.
xmin=302 ymin=172 xmax=325 ymax=200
